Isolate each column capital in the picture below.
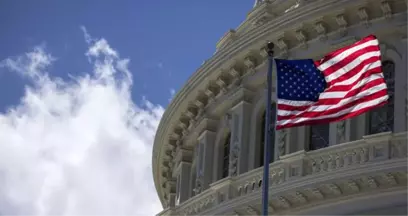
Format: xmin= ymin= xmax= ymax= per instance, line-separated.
xmin=197 ymin=129 xmax=216 ymax=141
xmin=173 ymin=161 xmax=192 ymax=178
xmin=194 ymin=118 xmax=218 ymax=140
xmin=230 ymin=100 xmax=252 ymax=112
xmin=173 ymin=148 xmax=193 ymax=177
xmin=195 ymin=128 xmax=217 ymax=192
xmin=174 ymin=161 xmax=192 ymax=205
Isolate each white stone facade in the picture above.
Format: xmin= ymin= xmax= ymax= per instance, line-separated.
xmin=152 ymin=0 xmax=408 ymax=215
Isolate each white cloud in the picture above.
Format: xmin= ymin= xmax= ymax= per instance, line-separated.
xmin=0 ymin=27 xmax=163 ymax=215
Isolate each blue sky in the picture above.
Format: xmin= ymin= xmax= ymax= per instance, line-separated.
xmin=0 ymin=1 xmax=253 ymax=215
xmin=0 ymin=0 xmax=253 ymax=111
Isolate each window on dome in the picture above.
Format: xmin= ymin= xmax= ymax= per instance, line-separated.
xmin=309 ymin=123 xmax=330 ymax=150
xmin=222 ymin=132 xmax=231 ymax=178
xmin=367 ymin=60 xmax=395 ymax=134
xmin=259 ymin=104 xmax=276 ymax=167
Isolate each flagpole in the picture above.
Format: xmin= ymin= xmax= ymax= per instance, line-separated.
xmin=262 ymin=42 xmax=274 ymax=216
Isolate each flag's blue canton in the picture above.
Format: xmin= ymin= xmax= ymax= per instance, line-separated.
xmin=275 ymin=59 xmax=327 ymax=102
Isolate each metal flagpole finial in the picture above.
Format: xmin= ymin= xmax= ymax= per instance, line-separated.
xmin=267 ymin=42 xmax=274 ymax=57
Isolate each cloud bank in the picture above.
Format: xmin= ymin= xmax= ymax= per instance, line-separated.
xmin=0 ymin=27 xmax=163 ymax=215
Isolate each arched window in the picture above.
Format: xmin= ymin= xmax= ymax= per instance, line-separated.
xmin=222 ymin=132 xmax=231 ymax=178
xmin=259 ymin=104 xmax=276 ymax=167
xmin=309 ymin=123 xmax=330 ymax=150
xmin=368 ymin=60 xmax=395 ymax=134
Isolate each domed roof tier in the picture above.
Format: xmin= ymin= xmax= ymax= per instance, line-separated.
xmin=152 ymin=0 xmax=408 ymax=211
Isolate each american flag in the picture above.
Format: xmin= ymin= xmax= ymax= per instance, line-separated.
xmin=275 ymin=35 xmax=389 ymax=130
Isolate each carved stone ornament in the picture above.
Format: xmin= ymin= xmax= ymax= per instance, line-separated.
xmin=336 ymin=121 xmax=346 ymax=143
xmin=193 ymin=176 xmax=203 ymax=195
xmin=335 ymin=14 xmax=348 ymax=36
xmin=233 ymin=113 xmax=240 ymax=142
xmin=278 ymin=129 xmax=287 ymax=156
xmin=229 ymin=143 xmax=240 ymax=176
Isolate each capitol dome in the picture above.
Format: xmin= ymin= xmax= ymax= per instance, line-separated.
xmin=152 ymin=0 xmax=408 ymax=215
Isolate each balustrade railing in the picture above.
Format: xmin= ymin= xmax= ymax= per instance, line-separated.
xmin=171 ymin=131 xmax=407 ymax=216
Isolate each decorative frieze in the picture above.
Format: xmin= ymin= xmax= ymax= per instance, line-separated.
xmin=171 ymin=132 xmax=181 ymax=141
xmin=295 ymin=28 xmax=307 ymax=49
xmin=204 ymin=88 xmax=216 ymax=103
xmin=244 ymin=55 xmax=257 ymax=74
xmin=309 ymin=188 xmax=324 ymax=200
xmin=216 ymin=76 xmax=228 ymax=95
xmin=163 ymin=150 xmax=174 ymax=161
xmin=293 ymin=191 xmax=308 ymax=204
xmin=366 ymin=176 xmax=378 ymax=189
xmin=278 ymin=196 xmax=291 ymax=208
xmin=326 ymin=183 xmax=342 ymax=195
xmin=194 ymin=99 xmax=205 ymax=120
xmin=346 ymin=180 xmax=360 ymax=192
xmin=260 ymin=45 xmax=269 ymax=59
xmin=384 ymin=173 xmax=397 ymax=185
xmin=229 ymin=66 xmax=242 ymax=87
xmin=276 ymin=35 xmax=288 ymax=58
xmin=179 ymin=121 xmax=188 ymax=131
xmin=314 ymin=18 xmax=327 ymax=41
xmin=380 ymin=1 xmax=392 ymax=20
xmin=185 ymin=108 xmax=196 ymax=119
xmin=357 ymin=7 xmax=370 ymax=27
xmin=335 ymin=13 xmax=348 ymax=36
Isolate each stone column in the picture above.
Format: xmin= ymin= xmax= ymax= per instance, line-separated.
xmin=329 ymin=120 xmax=350 ymax=145
xmin=276 ymin=128 xmax=290 ymax=159
xmin=352 ymin=113 xmax=368 ymax=140
xmin=296 ymin=126 xmax=309 ymax=151
xmin=285 ymin=127 xmax=299 ymax=154
xmin=173 ymin=147 xmax=192 ymax=205
xmin=229 ymin=101 xmax=252 ymax=175
xmin=196 ymin=130 xmax=216 ymax=191
xmin=174 ymin=162 xmax=191 ymax=205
